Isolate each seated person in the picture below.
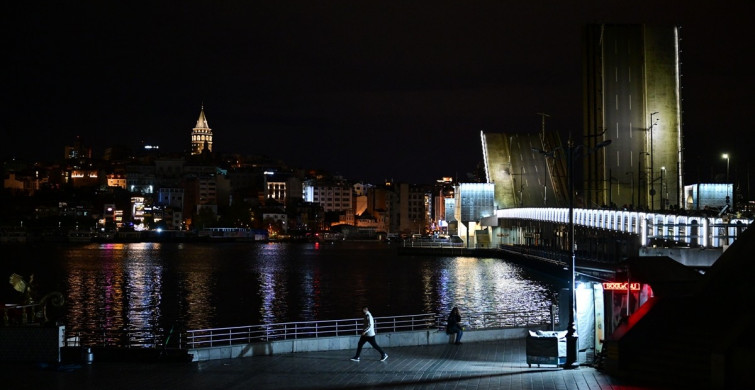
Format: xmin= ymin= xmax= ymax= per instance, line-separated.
xmin=446 ymin=307 xmax=463 ymax=345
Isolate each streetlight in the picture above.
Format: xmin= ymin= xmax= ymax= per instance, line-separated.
xmin=660 ymin=166 xmax=666 ymax=211
xmin=625 ymin=172 xmax=634 ymax=209
xmin=649 ymin=112 xmax=659 ymax=211
xmin=638 ymin=152 xmax=649 ymax=209
xmin=723 ymin=153 xmax=730 ymax=207
xmin=565 ymin=136 xmax=611 ymax=369
xmin=532 ymin=148 xmax=557 ymax=206
xmin=607 ymin=169 xmax=617 ymax=208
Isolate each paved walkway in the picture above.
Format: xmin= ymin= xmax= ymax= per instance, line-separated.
xmin=3 ymin=339 xmax=665 ymax=390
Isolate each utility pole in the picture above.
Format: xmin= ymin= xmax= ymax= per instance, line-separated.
xmin=564 ymin=134 xmax=612 ymax=369
xmin=536 ymin=112 xmax=550 ymax=141
xmin=649 ymin=112 xmax=659 ymax=211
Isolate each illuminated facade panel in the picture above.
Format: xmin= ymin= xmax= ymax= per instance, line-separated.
xmin=684 ymin=183 xmax=732 ymax=211
xmin=455 ymin=183 xmax=494 ymax=222
xmin=302 ymin=181 xmax=353 ymax=213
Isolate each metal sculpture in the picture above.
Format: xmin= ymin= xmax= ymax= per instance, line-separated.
xmin=4 ymin=273 xmax=65 ymax=326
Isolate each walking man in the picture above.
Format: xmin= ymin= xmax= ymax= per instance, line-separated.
xmin=350 ymin=306 xmax=388 ymax=361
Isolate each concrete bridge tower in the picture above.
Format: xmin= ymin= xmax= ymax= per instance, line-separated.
xmin=582 ymin=24 xmax=682 ymax=211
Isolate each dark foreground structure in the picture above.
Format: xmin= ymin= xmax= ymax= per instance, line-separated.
xmin=603 ymin=223 xmax=755 ymax=388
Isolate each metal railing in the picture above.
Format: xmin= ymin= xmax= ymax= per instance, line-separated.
xmin=185 ymin=310 xmax=554 ymax=350
xmin=63 ymin=328 xmax=179 ymax=349
xmin=185 ymin=313 xmax=436 ymax=349
xmin=443 ymin=310 xmax=557 ymax=330
xmin=402 ymin=239 xmax=464 ymax=248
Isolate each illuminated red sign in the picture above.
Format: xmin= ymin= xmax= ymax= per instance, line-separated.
xmin=602 ymin=282 xmax=641 ymax=291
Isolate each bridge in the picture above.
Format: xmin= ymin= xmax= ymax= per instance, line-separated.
xmin=480 ymin=207 xmax=753 ymax=267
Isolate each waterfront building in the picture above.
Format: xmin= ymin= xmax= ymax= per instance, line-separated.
xmin=158 ymin=187 xmax=185 ymax=210
xmin=264 ymin=171 xmax=301 ymax=209
xmin=125 ymin=163 xmax=156 ymax=194
xmin=363 ymin=185 xmax=395 ymax=234
xmin=397 ymin=183 xmax=431 ymax=235
xmin=65 ymin=167 xmax=100 ymax=188
xmin=262 ymin=211 xmax=288 ymax=235
xmin=190 ymin=105 xmax=213 ymax=156
xmin=582 ymin=24 xmax=682 ymax=210
xmin=161 ymin=207 xmax=183 ymax=230
xmin=3 ymin=171 xmax=47 ymax=195
xmin=154 ymin=158 xmax=186 ymax=187
xmin=431 ymin=177 xmax=455 ymax=234
xmin=64 ymin=136 xmax=92 ymax=160
xmin=106 ymin=173 xmax=127 ymax=189
xmin=302 ymin=179 xmax=353 ymax=213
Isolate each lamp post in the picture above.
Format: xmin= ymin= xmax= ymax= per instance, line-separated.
xmin=565 ymin=136 xmax=611 ymax=369
xmin=649 ymin=112 xmax=659 ymax=211
xmin=532 ymin=148 xmax=556 ymax=206
xmin=607 ymin=169 xmax=617 ymax=208
xmin=638 ymin=152 xmax=649 ymax=209
xmin=660 ymin=166 xmax=666 ymax=211
xmin=626 ymin=172 xmax=634 ymax=209
xmin=723 ymin=153 xmax=730 ymax=207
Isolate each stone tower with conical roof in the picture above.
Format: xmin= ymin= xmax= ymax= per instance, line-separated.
xmin=190 ymin=105 xmax=213 ymax=155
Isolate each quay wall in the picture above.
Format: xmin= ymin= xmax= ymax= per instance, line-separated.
xmin=188 ymin=326 xmax=537 ymax=362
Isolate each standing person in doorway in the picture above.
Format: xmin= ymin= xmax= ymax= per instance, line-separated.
xmin=446 ymin=306 xmax=464 ymax=345
xmin=350 ymin=306 xmax=388 ymax=361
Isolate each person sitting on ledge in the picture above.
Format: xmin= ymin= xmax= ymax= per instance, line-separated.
xmin=446 ymin=306 xmax=464 ymax=345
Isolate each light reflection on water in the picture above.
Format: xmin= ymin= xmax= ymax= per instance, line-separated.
xmin=1 ymin=241 xmax=562 ymax=344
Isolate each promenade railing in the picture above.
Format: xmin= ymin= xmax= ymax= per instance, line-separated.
xmin=63 ymin=328 xmax=177 ymax=349
xmin=184 ymin=310 xmax=555 ymax=350
xmin=185 ymin=313 xmax=434 ymax=349
xmin=402 ymin=239 xmax=464 ymax=248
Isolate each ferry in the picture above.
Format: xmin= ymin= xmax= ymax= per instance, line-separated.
xmin=199 ymin=227 xmax=268 ymax=242
xmin=0 ymin=229 xmax=28 ymax=244
xmin=67 ymin=230 xmax=94 ymax=243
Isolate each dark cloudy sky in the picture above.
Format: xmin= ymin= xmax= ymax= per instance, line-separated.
xmin=3 ymin=1 xmax=753 ymax=185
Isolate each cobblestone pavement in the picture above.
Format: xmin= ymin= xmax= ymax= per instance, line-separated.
xmin=2 ymin=338 xmax=667 ymax=390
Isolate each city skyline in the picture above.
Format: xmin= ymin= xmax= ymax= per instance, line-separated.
xmin=4 ymin=1 xmax=753 ymax=185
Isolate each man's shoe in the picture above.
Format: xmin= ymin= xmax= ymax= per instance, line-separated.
xmin=380 ymin=354 xmax=388 ymax=361
xmin=454 ymin=342 xmax=462 ymax=345
xmin=350 ymin=357 xmax=360 ymax=362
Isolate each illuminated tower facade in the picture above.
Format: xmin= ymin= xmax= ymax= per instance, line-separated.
xmin=191 ymin=106 xmax=213 ymax=155
xmin=583 ymin=24 xmax=682 ymax=211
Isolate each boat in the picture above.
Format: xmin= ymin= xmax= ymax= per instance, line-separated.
xmin=67 ymin=230 xmax=94 ymax=243
xmin=199 ymin=227 xmax=268 ymax=242
xmin=0 ymin=229 xmax=28 ymax=244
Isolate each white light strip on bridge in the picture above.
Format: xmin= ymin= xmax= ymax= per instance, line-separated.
xmin=494 ymin=208 xmax=751 ymax=248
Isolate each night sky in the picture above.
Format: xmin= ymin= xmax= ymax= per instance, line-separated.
xmin=3 ymin=1 xmax=753 ymax=185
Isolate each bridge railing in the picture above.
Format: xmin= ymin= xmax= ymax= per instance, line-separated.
xmin=494 ymin=207 xmax=752 ymax=248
